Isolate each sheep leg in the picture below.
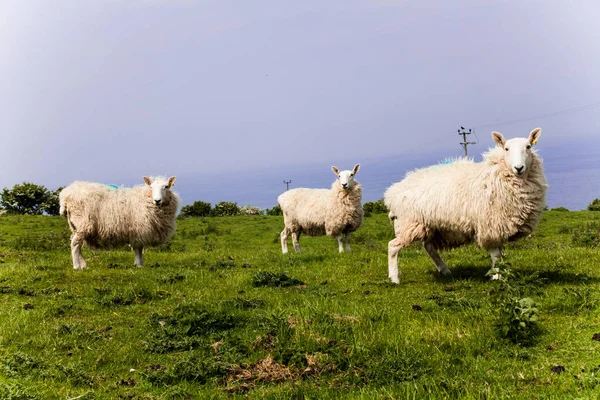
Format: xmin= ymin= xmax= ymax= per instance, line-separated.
xmin=423 ymin=241 xmax=451 ymax=276
xmin=133 ymin=246 xmax=144 ymax=266
xmin=388 ymin=236 xmax=408 ymax=284
xmin=345 ymin=233 xmax=352 ymax=252
xmin=280 ymin=229 xmax=289 ymax=254
xmin=488 ymin=247 xmax=503 ymax=280
xmin=336 ymin=234 xmax=345 ymax=253
xmin=489 ymin=247 xmax=503 ymax=267
xmin=292 ymin=231 xmax=301 ymax=253
xmin=70 ymin=234 xmax=87 ymax=270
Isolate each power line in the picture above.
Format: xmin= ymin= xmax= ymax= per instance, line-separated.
xmin=283 ymin=180 xmax=291 ymax=191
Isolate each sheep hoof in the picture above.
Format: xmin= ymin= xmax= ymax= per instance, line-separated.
xmin=440 ymin=269 xmax=452 ymax=276
xmin=389 ymin=277 xmax=400 ymax=284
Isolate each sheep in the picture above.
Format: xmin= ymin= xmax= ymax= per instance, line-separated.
xmin=59 ymin=176 xmax=179 ymax=269
xmin=278 ymin=164 xmax=363 ymax=253
xmin=384 ymin=128 xmax=547 ymax=284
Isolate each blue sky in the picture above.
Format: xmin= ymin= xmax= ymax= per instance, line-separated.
xmin=1 ymin=1 xmax=599 ymax=209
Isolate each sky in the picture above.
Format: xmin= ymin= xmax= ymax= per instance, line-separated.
xmin=1 ymin=0 xmax=599 ymax=209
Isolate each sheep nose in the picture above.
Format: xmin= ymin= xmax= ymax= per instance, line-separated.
xmin=515 ymin=166 xmax=524 ymax=174
xmin=342 ymin=183 xmax=348 ymax=188
xmin=154 ymin=199 xmax=162 ymax=206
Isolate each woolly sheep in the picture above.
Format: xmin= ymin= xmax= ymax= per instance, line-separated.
xmin=384 ymin=128 xmax=547 ymax=284
xmin=59 ymin=176 xmax=179 ymax=269
xmin=278 ymin=164 xmax=363 ymax=253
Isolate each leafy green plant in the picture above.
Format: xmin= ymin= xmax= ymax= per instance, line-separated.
xmin=487 ymin=266 xmax=541 ymax=345
xmin=588 ymin=198 xmax=600 ymax=211
xmin=496 ymin=297 xmax=539 ymax=342
xmin=180 ymin=201 xmax=212 ymax=217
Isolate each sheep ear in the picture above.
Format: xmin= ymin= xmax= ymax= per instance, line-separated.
xmin=168 ymin=176 xmax=176 ymax=187
xmin=331 ymin=166 xmax=340 ymax=175
xmin=352 ymin=164 xmax=360 ymax=175
xmin=491 ymin=132 xmax=505 ymax=147
xmin=143 ymin=176 xmax=152 ymax=185
xmin=528 ymin=128 xmax=541 ymax=145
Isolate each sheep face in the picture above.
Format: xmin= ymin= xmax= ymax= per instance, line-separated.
xmin=143 ymin=176 xmax=176 ymax=207
xmin=492 ymin=128 xmax=541 ymax=177
xmin=331 ymin=164 xmax=360 ymax=190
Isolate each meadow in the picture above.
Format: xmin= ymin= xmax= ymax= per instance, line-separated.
xmin=0 ymin=211 xmax=599 ymax=399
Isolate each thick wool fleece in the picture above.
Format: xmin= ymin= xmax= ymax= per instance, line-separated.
xmin=59 ymin=181 xmax=180 ymax=249
xmin=278 ymin=181 xmax=363 ymax=237
xmin=384 ymin=147 xmax=547 ymax=251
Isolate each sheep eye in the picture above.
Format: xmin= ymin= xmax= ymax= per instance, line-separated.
xmin=526 ymin=145 xmax=531 ymax=150
xmin=350 ymin=174 xmax=354 ymax=177
xmin=504 ymin=148 xmax=509 ymax=151
xmin=164 ymin=186 xmax=168 ymax=189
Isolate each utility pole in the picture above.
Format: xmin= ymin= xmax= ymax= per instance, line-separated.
xmin=458 ymin=126 xmax=476 ymax=157
xmin=283 ymin=180 xmax=291 ymax=191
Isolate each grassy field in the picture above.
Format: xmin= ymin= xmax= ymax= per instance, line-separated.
xmin=0 ymin=211 xmax=599 ymax=399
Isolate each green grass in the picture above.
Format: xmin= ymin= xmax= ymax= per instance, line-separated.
xmin=0 ymin=211 xmax=599 ymax=399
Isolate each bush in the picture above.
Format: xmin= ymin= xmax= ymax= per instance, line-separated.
xmin=239 ymin=205 xmax=261 ymax=215
xmin=42 ymin=187 xmax=63 ymax=216
xmin=363 ymin=199 xmax=387 ymax=217
xmin=265 ymin=205 xmax=282 ymax=216
xmin=211 ymin=201 xmax=240 ymax=216
xmin=550 ymin=206 xmax=569 ymax=212
xmin=0 ymin=182 xmax=62 ymax=215
xmin=180 ymin=201 xmax=212 ymax=217
xmin=588 ymin=199 xmax=600 ymax=211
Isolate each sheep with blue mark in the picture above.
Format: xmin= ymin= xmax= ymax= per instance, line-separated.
xmin=384 ymin=128 xmax=547 ymax=284
xmin=59 ymin=176 xmax=179 ymax=269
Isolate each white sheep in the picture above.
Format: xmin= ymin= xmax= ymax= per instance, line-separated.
xmin=278 ymin=164 xmax=363 ymax=253
xmin=384 ymin=128 xmax=547 ymax=283
xmin=59 ymin=176 xmax=179 ymax=269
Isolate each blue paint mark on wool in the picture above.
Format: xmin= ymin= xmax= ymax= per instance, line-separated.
xmin=438 ymin=158 xmax=455 ymax=165
xmin=107 ymin=184 xmax=119 ymax=189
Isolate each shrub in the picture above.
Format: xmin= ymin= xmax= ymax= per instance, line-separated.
xmin=265 ymin=205 xmax=282 ymax=216
xmin=239 ymin=205 xmax=261 ymax=215
xmin=363 ymin=199 xmax=387 ymax=217
xmin=550 ymin=206 xmax=569 ymax=212
xmin=0 ymin=182 xmax=62 ymax=215
xmin=211 ymin=202 xmax=240 ymax=216
xmin=588 ymin=198 xmax=600 ymax=211
xmin=180 ymin=201 xmax=212 ymax=217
